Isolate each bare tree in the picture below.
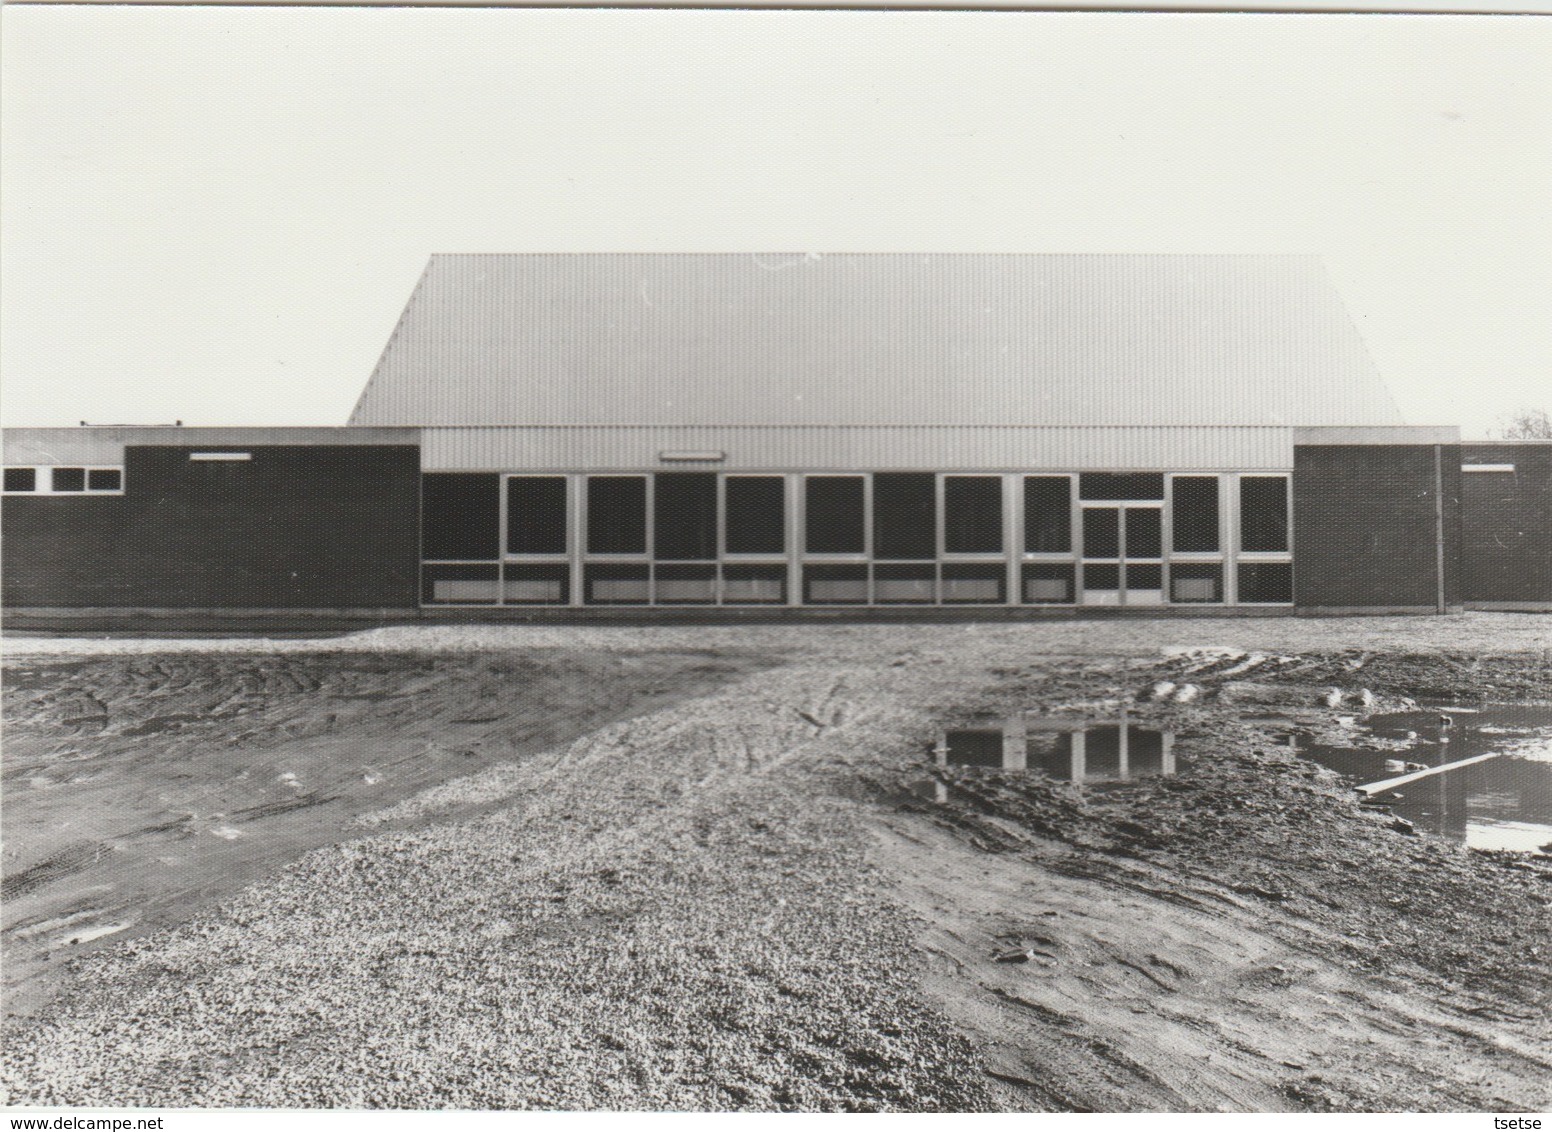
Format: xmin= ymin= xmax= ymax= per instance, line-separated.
xmin=1498 ymin=407 xmax=1552 ymax=439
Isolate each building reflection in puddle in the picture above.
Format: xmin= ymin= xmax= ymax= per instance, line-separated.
xmin=936 ymin=714 xmax=1176 ymax=783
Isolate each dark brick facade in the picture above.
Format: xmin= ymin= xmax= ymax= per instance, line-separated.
xmin=2 ymin=446 xmax=421 ymax=609
xmin=1459 ymin=442 xmax=1552 ymax=606
xmin=1292 ymin=445 xmax=1462 ymax=611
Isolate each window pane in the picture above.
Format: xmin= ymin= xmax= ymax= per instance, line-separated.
xmin=1022 ymin=563 xmax=1075 ymax=603
xmin=504 ymin=564 xmax=569 ymax=604
xmin=4 ymin=467 xmax=37 ymax=492
xmin=1024 ymin=476 xmax=1071 ymax=553
xmin=1127 ymin=563 xmax=1163 ymax=590
xmin=423 ymin=563 xmax=500 ymax=604
xmin=1170 ymin=563 xmax=1223 ymax=603
xmin=423 ymin=474 xmax=500 ymax=559
xmin=1125 ymin=509 xmax=1162 ymax=558
xmin=655 ymin=563 xmax=717 ymax=604
xmin=1241 ymin=477 xmax=1289 ymax=552
xmin=507 ymin=476 xmax=567 ymax=555
xmin=943 ymin=563 xmax=1005 ymax=603
xmin=725 ymin=476 xmax=786 ymax=555
xmin=944 ymin=476 xmax=1003 ymax=553
xmin=1239 ymin=561 xmax=1293 ymax=603
xmin=723 ymin=563 xmax=786 ymax=604
xmin=87 ymin=468 xmax=122 ymax=491
xmin=654 ymin=473 xmax=717 ymax=560
xmin=1171 ymin=476 xmax=1219 ymax=553
xmin=585 ymin=562 xmax=650 ymax=604
xmin=805 ymin=476 xmax=865 ymax=554
xmin=804 ymin=563 xmax=867 ymax=603
xmin=873 ymin=473 xmax=936 ymax=560
xmin=1084 ymin=563 xmax=1121 ymax=590
xmin=587 ymin=476 xmax=648 ymax=555
xmin=874 ymin=562 xmax=936 ymax=603
xmin=1079 ymin=473 xmax=1164 ymax=501
xmin=52 ymin=467 xmax=86 ymax=492
xmin=1082 ymin=509 xmax=1120 ymax=558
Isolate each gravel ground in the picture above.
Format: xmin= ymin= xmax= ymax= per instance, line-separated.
xmin=2 ymin=616 xmax=1550 ymax=1110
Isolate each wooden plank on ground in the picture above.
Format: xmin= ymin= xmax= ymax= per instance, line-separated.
xmin=1355 ymin=752 xmax=1500 ymax=796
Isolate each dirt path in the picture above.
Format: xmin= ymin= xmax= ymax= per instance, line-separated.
xmin=2 ymin=619 xmax=1549 ymax=1110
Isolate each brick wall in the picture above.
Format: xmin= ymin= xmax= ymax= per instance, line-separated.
xmin=1458 ymin=442 xmax=1552 ymax=606
xmin=2 ymin=445 xmax=421 ymax=609
xmin=1292 ymin=445 xmax=1461 ymax=610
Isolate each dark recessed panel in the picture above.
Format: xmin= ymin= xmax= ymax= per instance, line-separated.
xmin=804 ymin=476 xmax=866 ymax=554
xmin=654 ymin=472 xmax=718 ymax=561
xmin=1024 ymin=476 xmax=1072 ymax=554
xmin=1171 ymin=476 xmax=1220 ymax=552
xmin=587 ymin=476 xmax=648 ymax=555
xmin=1241 ymin=477 xmax=1290 ymax=552
xmin=506 ymin=476 xmax=568 ymax=555
xmin=1079 ymin=472 xmax=1165 ymax=501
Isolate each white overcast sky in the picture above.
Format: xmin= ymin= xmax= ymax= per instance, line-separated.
xmin=2 ymin=8 xmax=1549 ymax=437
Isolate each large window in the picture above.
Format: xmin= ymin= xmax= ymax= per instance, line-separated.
xmin=1171 ymin=476 xmax=1219 ymax=553
xmin=506 ymin=476 xmax=568 ymax=555
xmin=1079 ymin=472 xmax=1164 ymax=501
xmin=423 ymin=474 xmax=500 ymax=560
xmin=873 ymin=473 xmax=936 ymax=560
xmin=805 ymin=476 xmax=866 ymax=554
xmin=724 ymin=476 xmax=786 ymax=555
xmin=1240 ymin=476 xmax=1290 ymax=553
xmin=587 ymin=476 xmax=648 ymax=555
xmin=1023 ymin=476 xmax=1071 ymax=553
xmin=944 ymin=476 xmax=1003 ymax=554
xmin=654 ymin=473 xmax=718 ymax=560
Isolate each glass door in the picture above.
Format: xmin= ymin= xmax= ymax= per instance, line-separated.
xmin=1080 ymin=504 xmax=1163 ymax=605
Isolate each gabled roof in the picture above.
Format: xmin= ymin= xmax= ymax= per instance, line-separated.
xmin=349 ymin=253 xmax=1403 ymax=428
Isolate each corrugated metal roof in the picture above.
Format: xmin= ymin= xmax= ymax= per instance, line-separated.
xmin=350 ymin=254 xmax=1403 ymax=429
xmin=421 ymin=425 xmax=1295 ymax=472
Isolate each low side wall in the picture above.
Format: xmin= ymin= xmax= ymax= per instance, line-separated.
xmin=1292 ymin=444 xmax=1462 ymax=611
xmin=1 ymin=445 xmax=422 ymax=609
xmin=1458 ymin=442 xmax=1552 ymax=608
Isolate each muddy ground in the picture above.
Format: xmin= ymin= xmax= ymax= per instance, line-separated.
xmin=1 ymin=616 xmax=1549 ymax=1111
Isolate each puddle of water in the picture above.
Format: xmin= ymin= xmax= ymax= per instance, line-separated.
xmin=1295 ymin=706 xmax=1552 ymax=854
xmin=934 ymin=714 xmax=1179 ymax=784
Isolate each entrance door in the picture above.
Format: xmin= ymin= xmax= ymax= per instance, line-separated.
xmin=1081 ymin=505 xmax=1164 ymax=605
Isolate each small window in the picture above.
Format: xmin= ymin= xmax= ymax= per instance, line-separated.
xmin=587 ymin=476 xmax=648 ymax=555
xmin=1079 ymin=473 xmax=1165 ymax=501
xmin=1022 ymin=563 xmax=1075 ymax=604
xmin=503 ymin=564 xmax=569 ymax=605
xmin=943 ymin=563 xmax=1005 ymax=604
xmin=805 ymin=477 xmax=866 ymax=555
xmin=423 ymin=563 xmax=500 ymax=605
xmin=1170 ymin=563 xmax=1223 ymax=604
xmin=1240 ymin=477 xmax=1290 ymax=553
xmin=51 ymin=467 xmax=87 ymax=492
xmin=507 ymin=476 xmax=568 ymax=556
xmin=874 ymin=563 xmax=936 ymax=604
xmin=655 ymin=563 xmax=717 ymax=604
xmin=723 ymin=563 xmax=786 ymax=604
xmin=1125 ymin=509 xmax=1162 ymax=559
xmin=944 ymin=476 xmax=1003 ymax=554
xmin=87 ymin=468 xmax=122 ymax=492
xmin=585 ymin=563 xmax=650 ymax=605
xmin=1171 ymin=476 xmax=1220 ymax=553
xmin=4 ymin=467 xmax=37 ymax=493
xmin=1024 ymin=476 xmax=1072 ymax=554
xmin=804 ymin=563 xmax=868 ymax=604
xmin=725 ymin=476 xmax=786 ymax=555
